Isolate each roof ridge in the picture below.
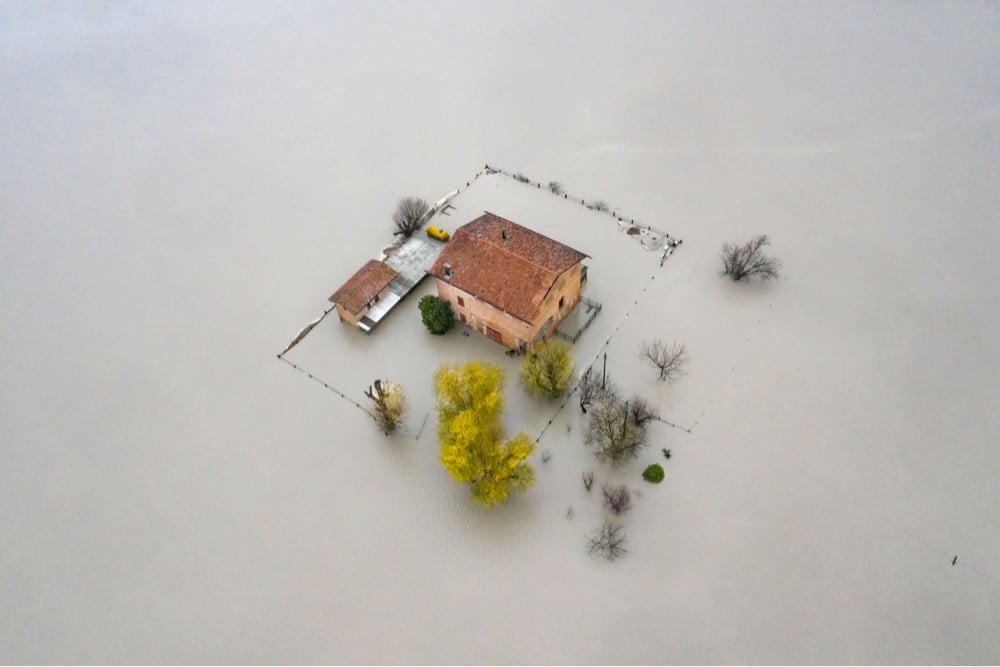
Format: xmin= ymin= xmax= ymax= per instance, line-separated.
xmin=470 ymin=232 xmax=560 ymax=278
xmin=465 ymin=212 xmax=562 ymax=276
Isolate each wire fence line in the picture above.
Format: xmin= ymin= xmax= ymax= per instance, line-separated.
xmin=535 ymin=267 xmax=672 ymax=444
xmin=273 ymin=162 xmax=1000 ymax=589
xmin=277 ymin=160 xmax=685 ymax=445
xmin=277 ymin=354 xmax=373 ymax=417
xmin=483 ymin=163 xmax=680 ymax=252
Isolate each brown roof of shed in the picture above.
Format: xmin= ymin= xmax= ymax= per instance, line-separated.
xmin=328 ymin=259 xmax=399 ymax=314
xmin=428 ymin=212 xmax=588 ymax=323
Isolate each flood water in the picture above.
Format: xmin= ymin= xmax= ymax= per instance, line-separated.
xmin=2 ymin=2 xmax=999 ymax=662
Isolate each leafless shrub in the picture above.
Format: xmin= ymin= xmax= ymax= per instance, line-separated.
xmin=392 ymin=197 xmax=430 ymax=237
xmin=548 ymin=181 xmax=564 ymax=195
xmin=577 ymin=367 xmax=598 ymax=413
xmin=627 ymin=394 xmax=657 ymax=426
xmin=588 ymin=200 xmax=609 ymax=211
xmin=582 ymin=471 xmax=594 ymax=491
xmin=601 ymin=482 xmax=632 ymax=514
xmin=514 ymin=172 xmax=530 ymax=183
xmin=586 ymin=520 xmax=627 ymax=561
xmin=584 ymin=395 xmax=649 ymax=467
xmin=638 ymin=340 xmax=688 ymax=383
xmin=541 ymin=450 xmax=552 ymax=463
xmin=721 ymin=234 xmax=781 ymax=281
xmin=577 ymin=366 xmax=619 ymax=414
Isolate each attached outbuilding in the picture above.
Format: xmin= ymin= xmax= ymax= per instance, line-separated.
xmin=328 ymin=259 xmax=399 ymax=328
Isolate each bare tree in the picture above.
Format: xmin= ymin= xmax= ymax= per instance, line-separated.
xmin=721 ymin=234 xmax=781 ymax=281
xmin=627 ymin=394 xmax=657 ymax=426
xmin=589 ymin=200 xmax=609 ymax=211
xmin=577 ymin=366 xmax=619 ymax=414
xmin=577 ymin=366 xmax=600 ymax=414
xmin=548 ymin=181 xmax=564 ymax=195
xmin=583 ymin=394 xmax=649 ymax=467
xmin=601 ymin=482 xmax=632 ymax=515
xmin=638 ymin=340 xmax=688 ymax=383
xmin=586 ymin=521 xmax=627 ymax=561
xmin=582 ymin=471 xmax=595 ymax=491
xmin=392 ymin=197 xmax=430 ymax=237
xmin=514 ymin=172 xmax=530 ymax=183
xmin=364 ymin=379 xmax=407 ymax=434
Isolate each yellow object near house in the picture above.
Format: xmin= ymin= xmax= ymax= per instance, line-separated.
xmin=426 ymin=225 xmax=450 ymax=241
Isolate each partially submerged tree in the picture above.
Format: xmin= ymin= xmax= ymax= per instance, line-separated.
xmin=577 ymin=366 xmax=618 ymax=414
xmin=627 ymin=394 xmax=657 ymax=427
xmin=601 ymin=482 xmax=632 ymax=515
xmin=586 ymin=520 xmax=627 ymax=561
xmin=721 ymin=234 xmax=781 ymax=281
xmin=548 ymin=181 xmax=564 ymax=195
xmin=392 ymin=196 xmax=430 ymax=237
xmin=435 ymin=362 xmax=536 ymax=506
xmin=418 ymin=294 xmax=455 ymax=335
xmin=520 ymin=340 xmax=575 ymax=399
xmin=582 ymin=471 xmax=595 ymax=491
xmin=364 ymin=379 xmax=406 ymax=435
xmin=638 ymin=340 xmax=688 ymax=383
xmin=584 ymin=394 xmax=649 ymax=467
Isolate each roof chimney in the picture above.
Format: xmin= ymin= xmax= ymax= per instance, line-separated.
xmin=443 ymin=263 xmax=453 ymax=280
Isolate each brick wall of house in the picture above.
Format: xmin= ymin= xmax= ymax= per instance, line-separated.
xmin=435 ymin=262 xmax=584 ymax=351
xmin=537 ymin=263 xmax=584 ymax=340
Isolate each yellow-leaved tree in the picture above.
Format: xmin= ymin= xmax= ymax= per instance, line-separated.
xmin=519 ymin=339 xmax=575 ymax=399
xmin=435 ymin=362 xmax=536 ymax=506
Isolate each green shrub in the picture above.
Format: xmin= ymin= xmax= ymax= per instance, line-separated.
xmin=642 ymin=463 xmax=665 ymax=484
xmin=519 ymin=339 xmax=575 ymax=399
xmin=419 ymin=295 xmax=454 ymax=335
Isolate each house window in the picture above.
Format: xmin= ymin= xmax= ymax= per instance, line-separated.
xmin=457 ymin=295 xmax=464 ymax=307
xmin=460 ymin=313 xmax=467 ymax=324
xmin=558 ymin=296 xmax=565 ymax=310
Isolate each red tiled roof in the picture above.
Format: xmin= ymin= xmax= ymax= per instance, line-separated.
xmin=328 ymin=259 xmax=399 ymax=314
xmin=428 ymin=212 xmax=588 ymax=323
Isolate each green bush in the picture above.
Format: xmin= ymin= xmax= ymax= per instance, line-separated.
xmin=642 ymin=463 xmax=665 ymax=484
xmin=419 ymin=295 xmax=455 ymax=335
xmin=519 ymin=339 xmax=575 ymax=399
